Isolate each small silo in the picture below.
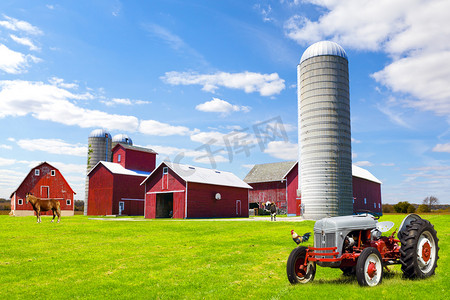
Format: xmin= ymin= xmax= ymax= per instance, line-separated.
xmin=111 ymin=133 xmax=133 ymax=148
xmin=84 ymin=129 xmax=112 ymax=215
xmin=111 ymin=134 xmax=133 ymax=161
xmin=298 ymin=41 xmax=353 ymax=220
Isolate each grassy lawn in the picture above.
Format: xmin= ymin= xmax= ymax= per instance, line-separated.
xmin=0 ymin=214 xmax=448 ymax=299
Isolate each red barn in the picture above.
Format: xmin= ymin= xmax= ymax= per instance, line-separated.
xmin=245 ymin=162 xmax=382 ymax=216
xmin=142 ymin=162 xmax=252 ymax=219
xmin=244 ymin=161 xmax=298 ymax=214
xmin=86 ymin=144 xmax=157 ymax=216
xmin=10 ymin=162 xmax=75 ymax=217
xmin=111 ymin=143 xmax=156 ymax=173
xmin=351 ymin=165 xmax=383 ymax=214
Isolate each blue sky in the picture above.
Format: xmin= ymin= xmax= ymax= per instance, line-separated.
xmin=0 ymin=0 xmax=449 ymax=204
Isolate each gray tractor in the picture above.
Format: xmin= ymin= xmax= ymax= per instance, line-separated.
xmin=287 ymin=214 xmax=439 ymax=286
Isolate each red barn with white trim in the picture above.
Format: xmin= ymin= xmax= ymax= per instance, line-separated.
xmin=245 ymin=162 xmax=382 ymax=216
xmin=87 ymin=161 xmax=149 ymax=216
xmin=10 ymin=162 xmax=75 ymax=217
xmin=86 ymin=144 xmax=157 ymax=216
xmin=142 ymin=162 xmax=252 ymax=219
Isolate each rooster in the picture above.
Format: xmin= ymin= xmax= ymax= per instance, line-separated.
xmin=291 ymin=230 xmax=311 ymax=245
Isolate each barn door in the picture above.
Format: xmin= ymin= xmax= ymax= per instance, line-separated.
xmin=41 ymin=186 xmax=50 ymax=198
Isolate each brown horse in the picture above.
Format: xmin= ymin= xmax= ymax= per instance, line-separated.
xmin=25 ymin=193 xmax=61 ymax=223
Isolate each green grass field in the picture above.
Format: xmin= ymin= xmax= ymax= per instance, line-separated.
xmin=0 ymin=214 xmax=448 ymax=299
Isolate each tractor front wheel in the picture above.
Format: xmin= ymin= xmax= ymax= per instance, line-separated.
xmin=286 ymin=246 xmax=316 ymax=284
xmin=356 ymin=247 xmax=383 ymax=287
xmin=400 ymin=218 xmax=439 ymax=279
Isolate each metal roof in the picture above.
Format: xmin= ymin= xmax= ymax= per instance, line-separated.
xmin=112 ymin=143 xmax=157 ymax=154
xmin=142 ymin=161 xmax=252 ymax=189
xmin=112 ymin=133 xmax=133 ymax=145
xmin=87 ymin=161 xmax=150 ymax=177
xmin=352 ymin=165 xmax=382 ymax=184
xmin=300 ymin=41 xmax=348 ymax=64
xmin=243 ymin=161 xmax=297 ymax=183
xmin=89 ymin=128 xmax=111 ymax=138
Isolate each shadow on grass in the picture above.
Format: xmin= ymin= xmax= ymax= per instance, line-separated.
xmin=312 ymin=269 xmax=400 ymax=285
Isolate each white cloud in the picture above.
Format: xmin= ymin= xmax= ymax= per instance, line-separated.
xmin=242 ymin=164 xmax=255 ymax=170
xmin=10 ymin=34 xmax=40 ymax=51
xmin=147 ymin=144 xmax=228 ymax=166
xmin=0 ymin=157 xmax=16 ymax=166
xmin=264 ymin=141 xmax=298 ymax=160
xmin=0 ymin=44 xmax=40 ymax=74
xmin=354 ymin=161 xmax=374 ymax=167
xmin=284 ymin=0 xmax=450 ymax=121
xmin=195 ymin=97 xmax=250 ymax=115
xmin=162 ymin=71 xmax=285 ymax=96
xmin=139 ymin=120 xmax=190 ymax=136
xmin=0 ymin=15 xmax=43 ymax=35
xmin=49 ymin=77 xmax=78 ymax=89
xmin=0 ymin=80 xmax=139 ymax=131
xmin=254 ymin=4 xmax=274 ymax=23
xmin=432 ymin=143 xmax=450 ymax=153
xmin=0 ymin=144 xmax=12 ymax=150
xmin=16 ymin=139 xmax=87 ymax=157
xmin=101 ymin=98 xmax=151 ymax=106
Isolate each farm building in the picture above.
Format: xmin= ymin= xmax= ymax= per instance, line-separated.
xmin=10 ymin=162 xmax=75 ymax=216
xmin=142 ymin=161 xmax=252 ymax=219
xmin=244 ymin=161 xmax=298 ymax=214
xmin=244 ymin=162 xmax=382 ymax=216
xmin=86 ymin=144 xmax=157 ymax=216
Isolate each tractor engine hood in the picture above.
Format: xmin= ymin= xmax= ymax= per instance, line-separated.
xmin=314 ymin=215 xmax=377 ymax=234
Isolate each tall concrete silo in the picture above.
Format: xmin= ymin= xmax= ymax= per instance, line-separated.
xmin=84 ymin=129 xmax=112 ymax=215
xmin=298 ymin=41 xmax=353 ymax=220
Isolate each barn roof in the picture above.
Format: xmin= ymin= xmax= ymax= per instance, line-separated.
xmin=352 ymin=165 xmax=382 ymax=184
xmin=243 ymin=161 xmax=297 ymax=183
xmin=10 ymin=161 xmax=75 ymax=198
xmin=88 ymin=161 xmax=150 ymax=177
xmin=112 ymin=143 xmax=157 ymax=154
xmin=141 ymin=161 xmax=252 ymax=189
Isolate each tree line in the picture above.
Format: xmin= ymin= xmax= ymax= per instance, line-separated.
xmin=383 ymin=196 xmax=442 ymax=213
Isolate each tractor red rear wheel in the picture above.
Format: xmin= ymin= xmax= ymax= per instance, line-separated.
xmin=287 ymin=246 xmax=316 ymax=284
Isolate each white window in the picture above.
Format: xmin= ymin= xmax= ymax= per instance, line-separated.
xmin=364 ymin=198 xmax=367 ymax=204
xmin=378 ymin=203 xmax=381 ymax=209
xmin=118 ymin=154 xmax=121 ymax=162
xmin=163 ymin=167 xmax=168 ymax=174
xmin=51 ymin=170 xmax=56 ymax=176
xmin=66 ymin=199 xmax=71 ymax=205
xmin=18 ymin=199 xmax=23 ymax=205
xmin=35 ymin=169 xmax=40 ymax=176
xmin=374 ymin=203 xmax=376 ymax=209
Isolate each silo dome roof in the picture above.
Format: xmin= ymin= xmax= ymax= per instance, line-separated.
xmin=300 ymin=41 xmax=348 ymax=64
xmin=112 ymin=134 xmax=133 ymax=145
xmin=89 ymin=129 xmax=111 ymax=138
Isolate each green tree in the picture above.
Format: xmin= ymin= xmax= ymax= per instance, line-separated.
xmin=407 ymin=204 xmax=416 ymax=213
xmin=417 ymin=204 xmax=431 ymax=213
xmin=393 ymin=201 xmax=411 ymax=213
xmin=382 ymin=204 xmax=394 ymax=213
